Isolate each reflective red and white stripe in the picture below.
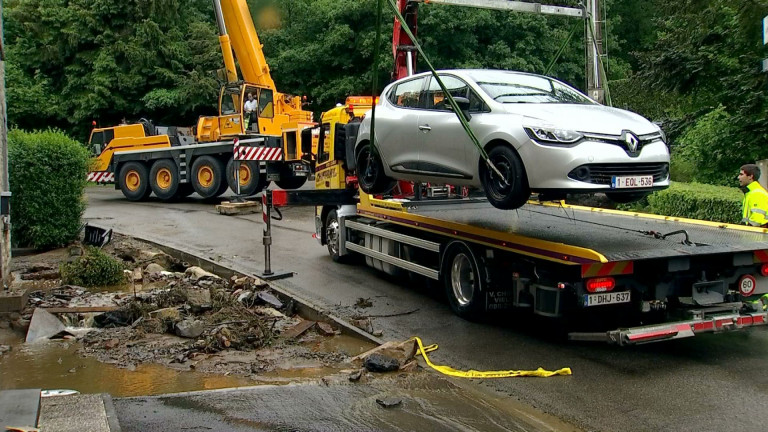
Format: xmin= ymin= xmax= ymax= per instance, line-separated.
xmin=235 ymin=146 xmax=283 ymax=161
xmin=611 ymin=312 xmax=768 ymax=345
xmin=87 ymin=171 xmax=115 ymax=183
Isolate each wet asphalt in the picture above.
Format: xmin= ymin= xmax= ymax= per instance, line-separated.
xmin=84 ymin=186 xmax=768 ymax=432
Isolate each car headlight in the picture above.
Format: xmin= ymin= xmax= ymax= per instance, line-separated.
xmin=524 ymin=126 xmax=583 ymax=144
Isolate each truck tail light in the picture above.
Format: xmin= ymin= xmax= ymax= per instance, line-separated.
xmin=761 ymin=264 xmax=768 ymax=277
xmin=586 ymin=277 xmax=615 ymax=293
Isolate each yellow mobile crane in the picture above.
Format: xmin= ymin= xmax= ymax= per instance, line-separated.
xmin=88 ymin=0 xmax=314 ymax=201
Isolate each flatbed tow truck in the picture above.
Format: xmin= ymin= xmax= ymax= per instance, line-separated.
xmin=262 ymin=184 xmax=768 ymax=346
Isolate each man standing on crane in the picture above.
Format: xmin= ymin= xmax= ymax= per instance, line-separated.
xmin=244 ymin=92 xmax=257 ymax=131
xmin=738 ymin=163 xmax=768 ymax=227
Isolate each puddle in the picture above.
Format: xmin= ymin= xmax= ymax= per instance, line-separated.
xmin=0 ymin=329 xmax=377 ymax=397
xmin=0 ymin=330 xmax=253 ymax=397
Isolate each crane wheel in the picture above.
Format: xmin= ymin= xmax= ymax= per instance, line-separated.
xmin=191 ymin=156 xmax=225 ymax=199
xmin=119 ymin=162 xmax=151 ymax=201
xmin=226 ymin=158 xmax=266 ymax=196
xmin=149 ymin=159 xmax=180 ymax=202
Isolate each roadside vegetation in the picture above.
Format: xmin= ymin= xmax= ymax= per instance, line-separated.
xmin=8 ymin=129 xmax=89 ymax=249
xmin=3 ymin=0 xmax=765 ymax=224
xmin=60 ymin=246 xmax=125 ymax=287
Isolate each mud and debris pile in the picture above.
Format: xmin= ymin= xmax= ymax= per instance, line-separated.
xmin=3 ymin=235 xmax=419 ymax=381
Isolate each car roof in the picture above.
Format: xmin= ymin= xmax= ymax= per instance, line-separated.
xmin=403 ymin=69 xmax=548 ymax=81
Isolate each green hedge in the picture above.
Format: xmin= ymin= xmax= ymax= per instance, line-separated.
xmin=641 ymin=182 xmax=743 ymax=224
xmin=9 ymin=129 xmax=89 ymax=249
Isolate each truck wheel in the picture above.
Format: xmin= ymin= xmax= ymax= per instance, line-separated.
xmin=356 ymin=144 xmax=395 ymax=194
xmin=480 ymin=145 xmax=530 ymax=210
xmin=226 ymin=158 xmax=266 ymax=196
xmin=442 ymin=241 xmax=486 ymax=320
xmin=325 ymin=210 xmax=351 ymax=263
xmin=275 ymin=174 xmax=307 ymax=190
xmin=191 ymin=156 xmax=225 ymax=199
xmin=149 ymin=159 xmax=179 ymax=201
xmin=119 ymin=162 xmax=151 ymax=201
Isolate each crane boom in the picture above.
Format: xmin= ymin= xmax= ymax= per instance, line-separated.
xmin=218 ymin=0 xmax=276 ymax=89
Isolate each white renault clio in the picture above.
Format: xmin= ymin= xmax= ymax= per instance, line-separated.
xmin=354 ymin=69 xmax=670 ymax=209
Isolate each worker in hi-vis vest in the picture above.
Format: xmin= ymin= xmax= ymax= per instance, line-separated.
xmin=738 ymin=164 xmax=768 ymax=227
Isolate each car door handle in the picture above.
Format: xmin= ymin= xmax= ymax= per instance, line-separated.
xmin=418 ymin=124 xmax=432 ymax=132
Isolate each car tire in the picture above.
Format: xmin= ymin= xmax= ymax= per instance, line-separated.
xmin=226 ymin=158 xmax=266 ymax=196
xmin=606 ymin=191 xmax=649 ymax=204
xmin=442 ymin=241 xmax=486 ymax=320
xmin=191 ymin=156 xmax=226 ymax=199
xmin=149 ymin=159 xmax=180 ymax=202
xmin=119 ymin=162 xmax=152 ymax=202
xmin=356 ymin=144 xmax=395 ymax=194
xmin=481 ymin=145 xmax=529 ymax=210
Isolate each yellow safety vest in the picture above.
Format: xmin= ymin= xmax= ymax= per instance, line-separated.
xmin=742 ymin=181 xmax=768 ymax=227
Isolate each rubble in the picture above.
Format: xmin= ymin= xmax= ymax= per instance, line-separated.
xmin=5 ymin=235 xmax=414 ymax=384
xmin=25 ymin=309 xmax=71 ymax=343
xmin=364 ymin=353 xmax=400 ymax=372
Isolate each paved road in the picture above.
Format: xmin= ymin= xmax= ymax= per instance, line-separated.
xmin=85 ymin=186 xmax=768 ymax=432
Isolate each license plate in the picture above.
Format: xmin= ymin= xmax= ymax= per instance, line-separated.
xmin=583 ymin=291 xmax=631 ymax=307
xmin=611 ymin=175 xmax=653 ymax=189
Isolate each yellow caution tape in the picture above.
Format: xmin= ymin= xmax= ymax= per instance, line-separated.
xmin=411 ymin=336 xmax=572 ymax=378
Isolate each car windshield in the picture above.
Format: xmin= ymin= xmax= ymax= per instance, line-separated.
xmin=471 ymin=71 xmax=594 ymax=104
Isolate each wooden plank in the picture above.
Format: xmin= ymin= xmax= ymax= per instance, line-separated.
xmin=282 ymin=319 xmax=316 ymax=339
xmin=41 ymin=306 xmax=119 ymax=314
xmin=0 ymin=389 xmax=41 ymax=430
xmin=215 ymin=201 xmax=261 ymax=216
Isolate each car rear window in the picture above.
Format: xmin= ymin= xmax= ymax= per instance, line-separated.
xmin=389 ymin=77 xmax=426 ymax=108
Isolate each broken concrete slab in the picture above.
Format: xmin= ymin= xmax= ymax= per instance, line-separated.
xmin=148 ymin=307 xmax=181 ymax=322
xmin=256 ymin=291 xmax=283 ymax=309
xmin=186 ymin=289 xmax=211 ymax=310
xmin=175 ymin=319 xmax=205 ymax=339
xmin=316 ymin=322 xmax=335 ymax=336
xmin=25 ymin=309 xmax=68 ymax=343
xmin=0 ymin=389 xmax=41 ymax=430
xmin=185 ymin=266 xmax=219 ymax=281
xmin=145 ymin=263 xmax=165 ymax=274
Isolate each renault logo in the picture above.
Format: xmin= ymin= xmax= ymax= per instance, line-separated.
xmin=622 ymin=131 xmax=640 ymax=154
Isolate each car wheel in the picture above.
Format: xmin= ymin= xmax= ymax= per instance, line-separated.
xmin=442 ymin=241 xmax=486 ymax=320
xmin=226 ymin=158 xmax=266 ymax=196
xmin=480 ymin=145 xmax=529 ymax=210
xmin=191 ymin=156 xmax=225 ymax=199
xmin=149 ymin=159 xmax=179 ymax=202
xmin=605 ymin=191 xmax=649 ymax=204
xmin=119 ymin=162 xmax=152 ymax=201
xmin=356 ymin=144 xmax=395 ymax=195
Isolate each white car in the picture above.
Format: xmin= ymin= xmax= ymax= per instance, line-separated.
xmin=354 ymin=69 xmax=670 ymax=209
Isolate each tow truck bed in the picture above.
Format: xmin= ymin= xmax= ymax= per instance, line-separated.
xmin=364 ymin=198 xmax=768 ymax=263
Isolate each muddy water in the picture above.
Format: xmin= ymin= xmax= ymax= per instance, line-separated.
xmin=0 ymin=330 xmax=375 ymax=397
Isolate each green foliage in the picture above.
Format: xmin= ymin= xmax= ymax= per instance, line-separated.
xmin=4 ymin=0 xmax=221 ymax=140
xmin=60 ymin=246 xmax=126 ymax=287
xmin=8 ymin=129 xmax=89 ymax=249
xmin=633 ymin=0 xmax=768 ymax=183
xmin=640 ymin=182 xmax=743 ymax=224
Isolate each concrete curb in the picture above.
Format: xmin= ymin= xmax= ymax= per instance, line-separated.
xmin=101 ymin=394 xmax=122 ymax=432
xmin=98 ymin=226 xmax=385 ymax=347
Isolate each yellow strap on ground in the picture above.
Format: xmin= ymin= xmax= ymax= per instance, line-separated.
xmin=411 ymin=336 xmax=572 ymax=378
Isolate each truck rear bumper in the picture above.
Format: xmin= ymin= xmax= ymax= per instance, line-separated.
xmin=569 ymin=310 xmax=768 ymax=345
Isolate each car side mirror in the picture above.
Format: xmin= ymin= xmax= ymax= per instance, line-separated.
xmin=447 ymin=96 xmax=472 ymax=121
